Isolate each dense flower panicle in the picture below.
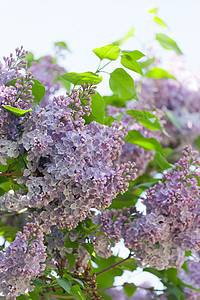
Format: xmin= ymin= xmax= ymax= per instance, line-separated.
xmin=0 ymin=85 xmax=137 ymax=231
xmin=178 ymin=261 xmax=200 ymax=300
xmin=0 ymin=46 xmax=28 ymax=86
xmin=29 ymin=56 xmax=66 ymax=106
xmin=96 ymin=146 xmax=200 ymax=270
xmin=136 ymin=57 xmax=200 ymax=146
xmin=0 ymin=222 xmax=46 ymax=300
xmin=126 ymin=146 xmax=200 ymax=269
xmin=0 ymin=49 xmax=35 ymax=141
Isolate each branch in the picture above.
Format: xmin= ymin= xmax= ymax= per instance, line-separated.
xmin=96 ymin=253 xmax=132 ymax=276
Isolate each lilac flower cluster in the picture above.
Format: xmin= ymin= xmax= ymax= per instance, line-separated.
xmin=96 ymin=146 xmax=200 ymax=270
xmin=107 ymin=104 xmax=164 ymax=176
xmin=0 ymin=222 xmax=46 ymax=299
xmin=137 ymin=57 xmax=200 ymax=146
xmin=178 ymin=260 xmax=200 ymax=299
xmin=29 ymin=55 xmax=66 ymax=106
xmin=0 ymin=83 xmax=137 ymax=232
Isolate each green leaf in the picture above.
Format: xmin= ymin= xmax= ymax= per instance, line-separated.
xmin=65 ymin=235 xmax=79 ymax=248
xmin=126 ymin=109 xmax=163 ymax=131
xmin=121 ymin=50 xmax=145 ymax=61
xmin=66 ymin=253 xmax=76 ymax=271
xmin=139 ymin=57 xmax=155 ymax=69
xmin=195 ymin=135 xmax=200 ymax=151
xmin=165 ymin=110 xmax=181 ymax=130
xmin=156 ymin=33 xmax=183 ymax=55
xmin=177 ymin=278 xmax=200 ymax=293
xmin=70 ymin=285 xmax=86 ymax=300
xmin=121 ymin=55 xmax=143 ymax=75
xmin=147 ymin=7 xmax=158 ymax=14
xmin=55 ymin=77 xmax=71 ymax=91
xmin=125 ymin=130 xmax=164 ymax=154
xmin=123 ymin=284 xmax=137 ymax=298
xmin=2 ymin=105 xmax=32 ymax=116
xmin=31 ymin=79 xmax=46 ymax=104
xmin=92 ymin=44 xmax=120 ymax=61
xmin=17 ymin=295 xmax=27 ymax=300
xmin=44 ymin=294 xmax=50 ymax=300
xmin=72 ymin=278 xmax=84 ymax=287
xmin=32 ymin=278 xmax=45 ymax=287
xmin=115 ymin=258 xmax=137 ymax=272
xmin=0 ymin=226 xmax=19 ymax=241
xmin=145 ymin=67 xmax=176 ymax=79
xmin=109 ymin=68 xmax=138 ymax=100
xmin=104 ymin=94 xmax=128 ymax=107
xmin=82 ymin=242 xmax=94 ymax=255
xmin=113 ymin=27 xmax=135 ymax=46
xmin=91 ymin=92 xmax=105 ymax=121
xmin=61 ymin=72 xmax=102 ymax=85
xmin=29 ymin=291 xmax=40 ymax=300
xmin=25 ymin=52 xmax=34 ymax=68
xmin=153 ymin=16 xmax=167 ymax=27
xmin=56 ymin=278 xmax=72 ymax=293
xmin=154 ymin=152 xmax=173 ymax=170
xmin=54 ymin=41 xmax=70 ymax=51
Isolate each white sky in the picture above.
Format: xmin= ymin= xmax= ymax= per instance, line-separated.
xmin=0 ymin=0 xmax=200 ymax=75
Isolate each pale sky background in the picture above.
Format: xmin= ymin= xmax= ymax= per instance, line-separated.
xmin=1 ymin=0 xmax=200 ymax=83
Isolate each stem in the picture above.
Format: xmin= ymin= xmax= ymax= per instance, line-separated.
xmin=49 ymin=295 xmax=75 ymax=299
xmin=97 ymin=60 xmax=112 ymax=72
xmin=96 ymin=253 xmax=132 ymax=276
xmin=0 ymin=172 xmax=23 ymax=177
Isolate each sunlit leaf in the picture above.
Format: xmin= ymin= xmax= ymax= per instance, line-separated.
xmin=156 ymin=33 xmax=183 ymax=55
xmin=153 ymin=16 xmax=167 ymax=27
xmin=92 ymin=44 xmax=120 ymax=61
xmin=109 ymin=68 xmax=138 ymax=100
xmin=145 ymin=67 xmax=176 ymax=79
xmin=113 ymin=27 xmax=135 ymax=45
xmin=61 ymin=72 xmax=102 ymax=85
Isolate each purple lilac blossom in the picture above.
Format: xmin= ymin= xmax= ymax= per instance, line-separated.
xmin=0 ymin=222 xmax=46 ymax=300
xmin=135 ymin=56 xmax=200 ymax=147
xmin=178 ymin=260 xmax=200 ymax=299
xmin=95 ymin=146 xmax=200 ymax=270
xmin=0 ymin=85 xmax=137 ymax=232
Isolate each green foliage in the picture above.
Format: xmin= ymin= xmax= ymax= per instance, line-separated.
xmin=123 ymin=283 xmax=137 ymax=298
xmin=70 ymin=285 xmax=86 ymax=300
xmin=29 ymin=290 xmax=40 ymax=300
xmin=153 ymin=16 xmax=167 ymax=27
xmin=54 ymin=41 xmax=70 ymax=51
xmin=56 ymin=277 xmax=72 ymax=293
xmin=84 ymin=92 xmax=105 ymax=124
xmin=156 ymin=33 xmax=183 ymax=55
xmin=139 ymin=57 xmax=155 ymax=69
xmin=24 ymin=51 xmax=34 ymax=68
xmin=109 ymin=68 xmax=138 ymax=100
xmin=147 ymin=7 xmax=158 ymax=14
xmin=113 ymin=27 xmax=135 ymax=45
xmin=145 ymin=67 xmax=176 ymax=79
xmin=92 ymin=44 xmax=120 ymax=61
xmin=126 ymin=109 xmax=164 ymax=132
xmin=125 ymin=130 xmax=164 ymax=154
xmin=2 ymin=105 xmax=32 ymax=116
xmin=165 ymin=110 xmax=182 ymax=130
xmin=103 ymin=94 xmax=128 ymax=107
xmin=61 ymin=72 xmax=102 ymax=85
xmin=154 ymin=152 xmax=173 ymax=170
xmin=0 ymin=226 xmax=20 ymax=242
